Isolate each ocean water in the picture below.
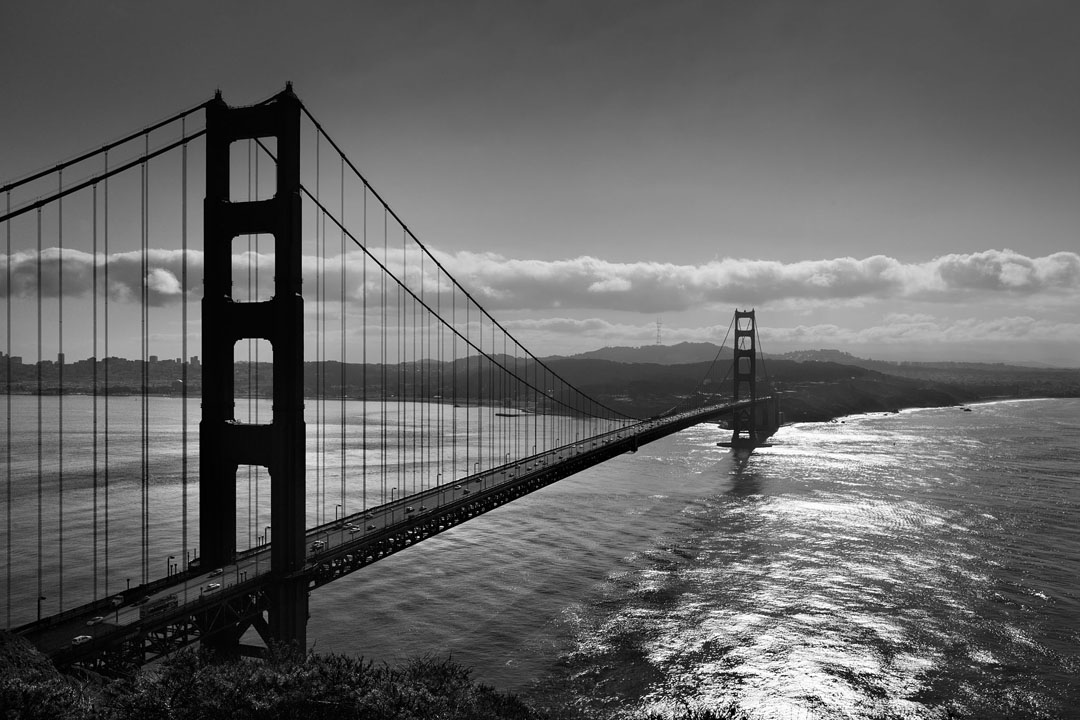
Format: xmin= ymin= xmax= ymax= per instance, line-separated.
xmin=306 ymin=398 xmax=1080 ymax=719
xmin=3 ymin=397 xmax=1078 ymax=718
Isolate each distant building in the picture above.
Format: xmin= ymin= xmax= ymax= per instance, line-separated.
xmin=150 ymin=355 xmax=159 ymax=363
xmin=57 ymin=352 xmax=65 ymax=365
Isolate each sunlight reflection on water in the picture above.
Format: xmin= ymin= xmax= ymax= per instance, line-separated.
xmin=514 ymin=401 xmax=1080 ymax=719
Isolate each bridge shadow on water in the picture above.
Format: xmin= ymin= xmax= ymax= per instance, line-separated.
xmin=726 ymin=451 xmax=765 ymax=496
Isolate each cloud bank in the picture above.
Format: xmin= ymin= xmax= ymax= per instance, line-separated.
xmin=2 ymin=248 xmax=1077 ymax=312
xmin=435 ymin=249 xmax=1080 ymax=312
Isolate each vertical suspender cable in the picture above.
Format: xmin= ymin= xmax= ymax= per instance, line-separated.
xmin=452 ymin=279 xmax=457 ymax=484
xmin=57 ymin=170 xmax=64 ymax=608
xmin=398 ymin=232 xmax=404 ymax=498
xmin=92 ymin=183 xmax=99 ymax=601
xmin=465 ymin=301 xmax=469 ymax=478
xmin=437 ymin=266 xmax=443 ymax=487
xmin=400 ymin=232 xmax=405 ymax=494
xmin=504 ymin=334 xmax=508 ymax=463
xmin=254 ymin=142 xmax=260 ymax=544
xmin=340 ymin=156 xmax=346 ymax=515
xmin=315 ymin=131 xmax=322 ymax=525
xmin=247 ymin=140 xmax=253 ymax=547
xmin=362 ymin=187 xmax=367 ymax=512
xmin=321 ymin=163 xmax=328 ymax=521
xmin=419 ymin=252 xmax=424 ymax=490
xmin=36 ymin=208 xmax=42 ymax=618
xmin=141 ymin=140 xmax=149 ymax=583
xmin=181 ymin=120 xmax=188 ymax=564
xmin=381 ymin=207 xmax=387 ymax=505
xmin=532 ymin=341 xmax=537 ymax=454
xmin=410 ymin=230 xmax=416 ymax=495
xmin=4 ymin=190 xmax=10 ymax=626
xmin=103 ymin=153 xmax=110 ymax=594
xmin=474 ymin=310 xmax=480 ymax=473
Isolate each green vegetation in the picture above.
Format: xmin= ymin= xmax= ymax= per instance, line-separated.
xmin=0 ymin=631 xmax=750 ymax=720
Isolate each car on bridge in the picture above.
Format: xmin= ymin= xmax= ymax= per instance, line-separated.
xmin=72 ymin=635 xmax=92 ymax=646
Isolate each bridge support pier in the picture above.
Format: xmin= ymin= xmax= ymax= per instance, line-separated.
xmin=201 ymin=85 xmax=308 ymax=654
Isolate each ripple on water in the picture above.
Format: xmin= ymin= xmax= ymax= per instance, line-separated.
xmin=522 ymin=402 xmax=1080 ymax=719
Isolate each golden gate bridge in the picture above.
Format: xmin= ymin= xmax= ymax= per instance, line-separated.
xmin=1 ymin=85 xmax=778 ymax=671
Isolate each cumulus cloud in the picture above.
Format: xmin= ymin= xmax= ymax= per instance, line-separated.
xmin=1 ymin=248 xmax=200 ymax=306
xmin=3 ymin=247 xmax=1077 ymax=314
xmin=429 ymin=248 xmax=1080 ymax=313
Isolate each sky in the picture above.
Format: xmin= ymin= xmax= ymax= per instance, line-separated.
xmin=2 ymin=0 xmax=1079 ymax=366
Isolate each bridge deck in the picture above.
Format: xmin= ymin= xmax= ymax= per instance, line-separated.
xmin=20 ymin=399 xmax=763 ymax=669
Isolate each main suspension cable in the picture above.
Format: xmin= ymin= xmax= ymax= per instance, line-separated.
xmin=294 ymin=103 xmax=634 ymax=423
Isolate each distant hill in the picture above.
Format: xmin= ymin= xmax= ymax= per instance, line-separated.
xmin=776 ymin=348 xmax=1076 ymax=373
xmin=553 ymin=341 xmax=725 ymax=365
xmin=541 ymin=345 xmax=1080 ymax=417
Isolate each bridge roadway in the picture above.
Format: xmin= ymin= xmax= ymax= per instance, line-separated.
xmin=20 ymin=399 xmax=760 ymax=669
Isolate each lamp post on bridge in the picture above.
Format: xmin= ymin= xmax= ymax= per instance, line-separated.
xmin=334 ymin=504 xmax=341 ymax=523
xmin=167 ymin=555 xmax=175 ymax=577
xmin=37 ymin=595 xmax=45 ymax=622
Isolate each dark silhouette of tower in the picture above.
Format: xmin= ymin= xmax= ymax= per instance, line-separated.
xmin=201 ymin=84 xmax=307 ymax=653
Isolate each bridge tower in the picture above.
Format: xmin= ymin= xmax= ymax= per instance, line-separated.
xmin=720 ymin=308 xmax=782 ymax=450
xmin=729 ymin=309 xmax=757 ymax=446
xmin=201 ymin=85 xmax=307 ymax=652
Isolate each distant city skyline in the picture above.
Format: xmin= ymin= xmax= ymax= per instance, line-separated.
xmin=3 ymin=1 xmax=1078 ymax=367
